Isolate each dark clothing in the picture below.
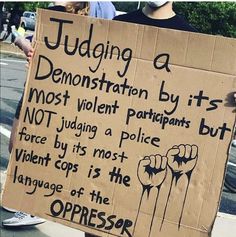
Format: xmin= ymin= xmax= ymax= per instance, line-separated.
xmin=7 ymin=9 xmax=22 ymax=43
xmin=9 ymin=9 xmax=22 ymax=28
xmin=85 ymin=234 xmax=99 ymax=237
xmin=15 ymin=96 xmax=22 ymax=119
xmin=47 ymin=5 xmax=66 ymax=12
xmin=113 ymin=9 xmax=197 ymax=33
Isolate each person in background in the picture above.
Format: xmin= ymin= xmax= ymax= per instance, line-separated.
xmin=2 ymin=1 xmax=116 ymax=228
xmin=6 ymin=4 xmax=22 ymax=42
xmin=113 ymin=1 xmax=197 ymax=32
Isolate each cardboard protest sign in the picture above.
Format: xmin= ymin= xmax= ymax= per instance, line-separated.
xmin=2 ymin=8 xmax=236 ymax=237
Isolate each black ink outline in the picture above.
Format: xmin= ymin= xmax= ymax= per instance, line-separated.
xmin=134 ymin=144 xmax=199 ymax=236
xmin=160 ymin=144 xmax=198 ymax=230
xmin=134 ymin=155 xmax=167 ymax=237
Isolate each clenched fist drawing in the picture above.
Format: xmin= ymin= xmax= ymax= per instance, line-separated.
xmin=134 ymin=144 xmax=199 ymax=235
xmin=161 ymin=144 xmax=199 ymax=230
xmin=138 ymin=155 xmax=168 ymax=188
xmin=136 ymin=155 xmax=168 ymax=237
xmin=167 ymin=144 xmax=198 ymax=177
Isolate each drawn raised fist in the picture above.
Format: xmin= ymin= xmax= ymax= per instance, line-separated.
xmin=138 ymin=155 xmax=167 ymax=188
xmin=166 ymin=144 xmax=198 ymax=175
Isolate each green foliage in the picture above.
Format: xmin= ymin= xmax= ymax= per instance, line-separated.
xmin=4 ymin=2 xmax=50 ymax=12
xmin=3 ymin=2 xmax=236 ymax=38
xmin=174 ymin=2 xmax=236 ymax=38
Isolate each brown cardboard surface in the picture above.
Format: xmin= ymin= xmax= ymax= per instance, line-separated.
xmin=2 ymin=9 xmax=236 ymax=237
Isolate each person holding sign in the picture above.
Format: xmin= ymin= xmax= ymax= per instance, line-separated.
xmin=3 ymin=1 xmax=116 ymax=228
xmin=5 ymin=0 xmax=232 ymax=237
